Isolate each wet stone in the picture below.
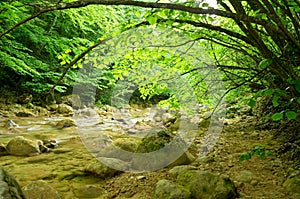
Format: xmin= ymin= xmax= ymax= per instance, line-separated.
xmin=22 ymin=180 xmax=61 ymax=199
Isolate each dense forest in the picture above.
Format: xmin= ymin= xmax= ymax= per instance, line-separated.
xmin=0 ymin=0 xmax=300 ymax=198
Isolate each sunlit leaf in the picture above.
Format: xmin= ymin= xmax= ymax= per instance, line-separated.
xmin=147 ymin=16 xmax=157 ymax=25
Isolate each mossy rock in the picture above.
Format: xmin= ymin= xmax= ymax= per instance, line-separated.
xmin=131 ymin=129 xmax=192 ymax=171
xmin=177 ymin=171 xmax=237 ymax=199
xmin=56 ymin=118 xmax=76 ymax=129
xmin=283 ymin=176 xmax=300 ymax=194
xmin=153 ymin=179 xmax=191 ymax=199
xmin=136 ymin=129 xmax=186 ymax=153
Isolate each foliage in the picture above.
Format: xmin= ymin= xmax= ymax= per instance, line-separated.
xmin=0 ymin=0 xmax=300 ymax=120
xmin=239 ymin=146 xmax=272 ymax=162
xmin=0 ymin=1 xmax=133 ymax=99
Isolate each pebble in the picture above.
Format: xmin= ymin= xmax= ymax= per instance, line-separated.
xmin=137 ymin=175 xmax=146 ymax=180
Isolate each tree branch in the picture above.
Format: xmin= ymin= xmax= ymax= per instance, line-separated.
xmin=0 ymin=0 xmax=282 ymax=39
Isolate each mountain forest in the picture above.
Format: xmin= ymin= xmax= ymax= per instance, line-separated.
xmin=0 ymin=0 xmax=300 ymax=198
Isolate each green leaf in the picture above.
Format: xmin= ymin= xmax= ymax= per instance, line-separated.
xmin=285 ymin=111 xmax=297 ymax=120
xmin=271 ymin=112 xmax=283 ymax=121
xmin=135 ymin=11 xmax=141 ymax=17
xmin=263 ymin=89 xmax=275 ymax=96
xmin=239 ymin=152 xmax=252 ymax=162
xmin=295 ymin=83 xmax=300 ymax=93
xmin=272 ymin=95 xmax=280 ymax=107
xmin=147 ymin=16 xmax=157 ymax=25
xmin=260 ymin=13 xmax=268 ymax=20
xmin=258 ymin=59 xmax=272 ymax=69
xmin=248 ymin=98 xmax=256 ymax=107
xmin=297 ymin=98 xmax=300 ymax=104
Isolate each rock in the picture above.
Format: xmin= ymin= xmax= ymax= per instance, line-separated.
xmin=8 ymin=127 xmax=22 ymax=134
xmin=168 ymin=165 xmax=198 ymax=178
xmin=32 ymin=106 xmax=50 ymax=116
xmin=153 ymin=179 xmax=191 ymax=199
xmin=113 ymin=138 xmax=140 ymax=152
xmin=57 ymin=104 xmax=74 ymax=115
xmin=199 ymin=118 xmax=210 ymax=128
xmin=15 ymin=109 xmax=36 ymax=117
xmin=176 ymin=170 xmax=237 ymax=199
xmin=234 ymin=170 xmax=254 ymax=183
xmin=136 ymin=129 xmax=178 ymax=153
xmin=22 ymin=180 xmax=61 ymax=199
xmin=79 ymin=107 xmax=98 ymax=117
xmin=18 ymin=94 xmax=33 ymax=104
xmin=202 ymin=111 xmax=211 ymax=119
xmin=3 ymin=119 xmax=21 ymax=133
xmin=137 ymin=175 xmax=146 ymax=180
xmin=169 ymin=151 xmax=195 ymax=168
xmin=73 ymin=185 xmax=105 ymax=198
xmin=0 ymin=167 xmax=26 ymax=199
xmin=48 ymin=104 xmax=58 ymax=111
xmin=238 ymin=105 xmax=252 ymax=115
xmin=250 ymin=180 xmax=258 ymax=186
xmin=4 ymin=120 xmax=19 ymax=128
xmin=168 ymin=118 xmax=180 ymax=131
xmin=84 ymin=158 xmax=127 ymax=178
xmin=131 ymin=129 xmax=193 ymax=171
xmin=283 ymin=176 xmax=300 ymax=194
xmin=43 ymin=139 xmax=58 ymax=149
xmin=37 ymin=140 xmax=50 ymax=153
xmin=0 ymin=144 xmax=8 ymax=155
xmin=162 ymin=113 xmax=177 ymax=125
xmin=103 ymin=105 xmax=116 ymax=112
xmin=60 ymin=95 xmax=81 ymax=108
xmin=56 ymin=118 xmax=76 ymax=128
xmin=6 ymin=136 xmax=40 ymax=156
xmin=96 ymin=144 xmax=134 ymax=162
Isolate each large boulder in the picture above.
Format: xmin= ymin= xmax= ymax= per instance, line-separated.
xmin=22 ymin=180 xmax=61 ymax=199
xmin=6 ymin=136 xmax=40 ymax=156
xmin=135 ymin=129 xmax=182 ymax=153
xmin=57 ymin=104 xmax=74 ymax=115
xmin=153 ymin=179 xmax=191 ymax=199
xmin=131 ymin=129 xmax=194 ymax=171
xmin=176 ymin=170 xmax=237 ymax=199
xmin=0 ymin=167 xmax=26 ymax=199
